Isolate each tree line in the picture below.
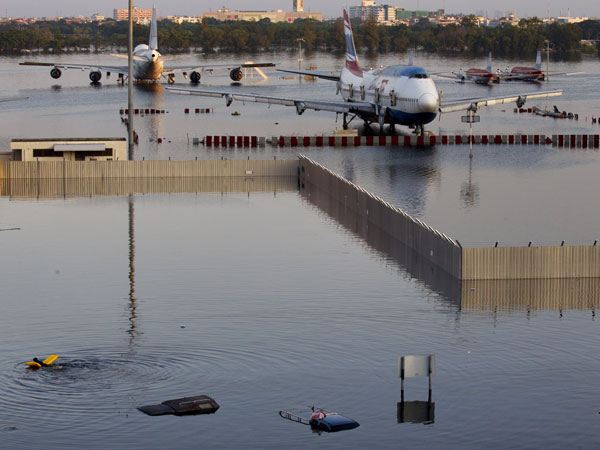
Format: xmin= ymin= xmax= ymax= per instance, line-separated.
xmin=1 ymin=16 xmax=598 ymax=58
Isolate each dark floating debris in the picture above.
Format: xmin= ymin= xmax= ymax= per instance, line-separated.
xmin=138 ymin=395 xmax=219 ymax=416
xmin=279 ymin=408 xmax=360 ymax=433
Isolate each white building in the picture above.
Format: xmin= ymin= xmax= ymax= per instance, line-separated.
xmin=10 ymin=138 xmax=127 ymax=161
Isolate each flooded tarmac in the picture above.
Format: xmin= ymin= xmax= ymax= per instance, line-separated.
xmin=1 ymin=52 xmax=600 ymax=448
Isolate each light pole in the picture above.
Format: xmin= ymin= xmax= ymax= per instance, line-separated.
xmin=297 ymin=38 xmax=305 ymax=84
xmin=127 ymin=0 xmax=134 ymax=160
xmin=544 ymin=39 xmax=550 ymax=81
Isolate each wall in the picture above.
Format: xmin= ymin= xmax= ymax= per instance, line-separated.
xmin=299 ymin=155 xmax=462 ymax=279
xmin=0 ymin=159 xmax=298 ymax=179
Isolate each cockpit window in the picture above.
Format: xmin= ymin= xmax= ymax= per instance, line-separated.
xmin=409 ymin=73 xmax=429 ymax=79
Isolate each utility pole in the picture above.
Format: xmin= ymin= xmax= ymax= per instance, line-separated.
xmin=297 ymin=38 xmax=305 ymax=84
xmin=127 ymin=0 xmax=134 ymax=160
xmin=545 ymin=39 xmax=550 ymax=81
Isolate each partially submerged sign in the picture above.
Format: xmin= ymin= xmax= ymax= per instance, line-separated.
xmin=138 ymin=395 xmax=220 ymax=416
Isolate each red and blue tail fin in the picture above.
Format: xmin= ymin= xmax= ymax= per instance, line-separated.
xmin=343 ymin=9 xmax=363 ymax=76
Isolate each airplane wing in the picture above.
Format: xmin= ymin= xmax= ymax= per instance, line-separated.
xmin=20 ymin=61 xmax=128 ymax=75
xmin=166 ymin=86 xmax=375 ymax=115
xmin=163 ymin=62 xmax=275 ymax=74
xmin=276 ymin=69 xmax=341 ymax=82
xmin=439 ymin=90 xmax=562 ymax=114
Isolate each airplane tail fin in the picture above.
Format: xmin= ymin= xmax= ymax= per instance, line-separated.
xmin=486 ymin=51 xmax=492 ymax=73
xmin=343 ymin=9 xmax=362 ymax=74
xmin=535 ymin=50 xmax=542 ymax=70
xmin=149 ymin=7 xmax=158 ymax=50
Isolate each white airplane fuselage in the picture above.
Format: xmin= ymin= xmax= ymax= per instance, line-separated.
xmin=132 ymin=44 xmax=163 ymax=81
xmin=339 ymin=65 xmax=439 ymax=126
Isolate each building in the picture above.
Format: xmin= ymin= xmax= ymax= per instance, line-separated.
xmin=202 ymin=6 xmax=322 ymax=23
xmin=10 ymin=138 xmax=127 ymax=162
xmin=113 ymin=6 xmax=153 ymax=23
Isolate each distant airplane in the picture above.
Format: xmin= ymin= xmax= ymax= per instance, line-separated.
xmin=436 ymin=52 xmax=495 ymax=85
xmin=167 ymin=9 xmax=562 ymax=135
xmin=496 ymin=50 xmax=582 ymax=82
xmin=19 ymin=8 xmax=274 ymax=85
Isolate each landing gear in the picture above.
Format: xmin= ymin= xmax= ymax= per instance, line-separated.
xmin=343 ymin=113 xmax=348 ymax=130
xmin=414 ymin=124 xmax=425 ymax=136
xmin=167 ymin=74 xmax=175 ymax=84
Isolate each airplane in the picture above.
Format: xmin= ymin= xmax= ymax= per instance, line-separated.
xmin=495 ymin=50 xmax=582 ymax=82
xmin=436 ymin=52 xmax=495 ymax=85
xmin=167 ymin=9 xmax=562 ymax=136
xmin=19 ymin=8 xmax=274 ymax=85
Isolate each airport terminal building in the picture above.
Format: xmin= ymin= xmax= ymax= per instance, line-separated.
xmin=9 ymin=138 xmax=127 ymax=161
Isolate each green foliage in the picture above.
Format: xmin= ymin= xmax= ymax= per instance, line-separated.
xmin=0 ymin=18 xmax=594 ymax=58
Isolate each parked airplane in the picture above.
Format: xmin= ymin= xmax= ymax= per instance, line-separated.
xmin=437 ymin=52 xmax=495 ymax=85
xmin=495 ymin=50 xmax=582 ymax=82
xmin=19 ymin=8 xmax=274 ymax=85
xmin=167 ymin=10 xmax=562 ymax=135
xmin=497 ymin=50 xmax=545 ymax=81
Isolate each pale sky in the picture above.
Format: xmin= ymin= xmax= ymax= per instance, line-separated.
xmin=1 ymin=0 xmax=595 ymax=19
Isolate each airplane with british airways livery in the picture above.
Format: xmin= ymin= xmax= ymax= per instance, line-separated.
xmin=168 ymin=9 xmax=562 ymax=135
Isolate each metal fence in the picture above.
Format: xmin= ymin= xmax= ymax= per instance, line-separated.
xmin=1 ymin=176 xmax=298 ymax=199
xmin=299 ymin=155 xmax=462 ymax=279
xmin=0 ymin=159 xmax=298 ymax=180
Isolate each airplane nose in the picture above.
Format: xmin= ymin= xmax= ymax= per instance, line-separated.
xmin=418 ymin=93 xmax=438 ymax=113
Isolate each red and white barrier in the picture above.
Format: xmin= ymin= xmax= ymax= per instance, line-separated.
xmin=201 ymin=134 xmax=600 ymax=149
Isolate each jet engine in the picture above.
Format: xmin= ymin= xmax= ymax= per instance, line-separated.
xmin=230 ymin=68 xmax=243 ymax=82
xmin=50 ymin=68 xmax=62 ymax=79
xmin=89 ymin=71 xmax=102 ymax=83
xmin=190 ymin=71 xmax=201 ymax=83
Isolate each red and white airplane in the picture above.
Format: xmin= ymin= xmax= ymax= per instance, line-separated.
xmin=437 ymin=52 xmax=495 ymax=85
xmin=168 ymin=10 xmax=562 ymax=135
xmin=497 ymin=51 xmax=545 ymax=81
xmin=496 ymin=50 xmax=582 ymax=82
xmin=19 ymin=8 xmax=274 ymax=85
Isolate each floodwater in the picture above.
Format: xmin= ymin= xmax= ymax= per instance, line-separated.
xmin=1 ymin=52 xmax=600 ymax=449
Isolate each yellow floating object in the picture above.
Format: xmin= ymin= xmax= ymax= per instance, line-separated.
xmin=43 ymin=355 xmax=58 ymax=365
xmin=25 ymin=355 xmax=58 ymax=369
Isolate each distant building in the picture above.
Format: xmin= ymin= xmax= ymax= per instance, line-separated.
xmin=113 ymin=6 xmax=153 ymax=23
xmin=556 ymin=16 xmax=589 ymax=23
xmin=348 ymin=1 xmax=444 ymax=24
xmin=202 ymin=5 xmax=322 ymax=23
xmin=10 ymin=138 xmax=127 ymax=162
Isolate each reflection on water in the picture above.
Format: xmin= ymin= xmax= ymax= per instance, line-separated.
xmin=460 ymin=158 xmax=479 ymax=209
xmin=303 ymin=180 xmax=600 ymax=313
xmin=1 ymin=188 xmax=600 ymax=449
xmin=127 ymin=195 xmax=139 ymax=346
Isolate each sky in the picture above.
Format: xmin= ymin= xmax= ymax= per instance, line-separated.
xmin=1 ymin=0 xmax=596 ymax=19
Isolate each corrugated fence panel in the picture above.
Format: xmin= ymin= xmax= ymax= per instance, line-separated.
xmin=3 ymin=176 xmax=298 ymax=199
xmin=1 ymin=160 xmax=298 ymax=179
xmin=299 ymin=155 xmax=462 ymax=279
xmin=462 ymin=246 xmax=600 ymax=280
